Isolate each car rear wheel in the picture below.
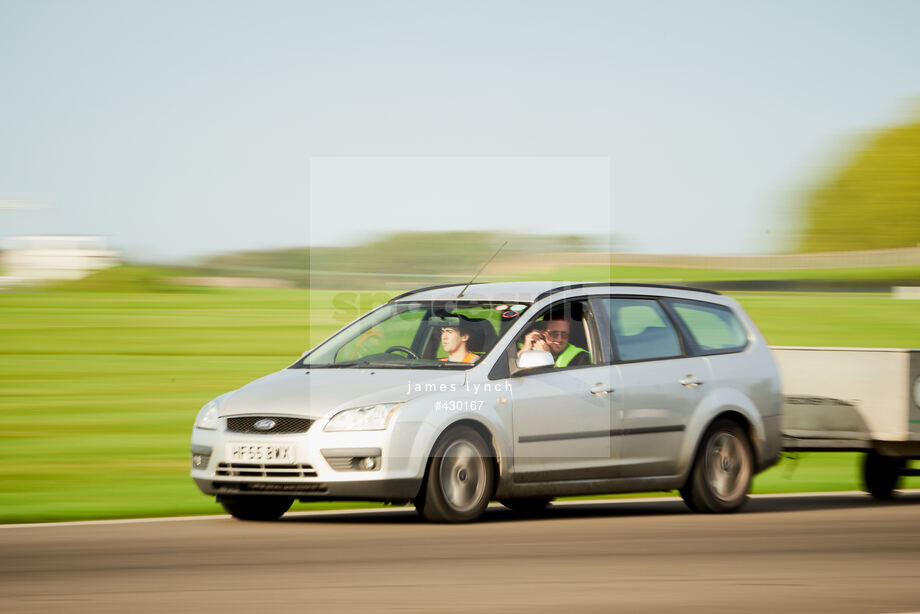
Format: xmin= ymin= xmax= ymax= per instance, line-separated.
xmin=863 ymin=451 xmax=905 ymax=500
xmin=416 ymin=427 xmax=494 ymax=523
xmin=219 ymin=495 xmax=294 ymax=521
xmin=680 ymin=419 xmax=753 ymax=513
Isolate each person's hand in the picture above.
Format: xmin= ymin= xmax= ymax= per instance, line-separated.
xmin=520 ymin=330 xmax=550 ymax=354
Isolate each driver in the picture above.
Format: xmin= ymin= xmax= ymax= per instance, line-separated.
xmin=440 ymin=315 xmax=479 ymax=363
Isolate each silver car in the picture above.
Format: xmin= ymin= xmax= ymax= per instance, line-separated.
xmin=191 ymin=282 xmax=782 ymax=522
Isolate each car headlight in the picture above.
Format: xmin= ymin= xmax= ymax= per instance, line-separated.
xmin=195 ymin=399 xmax=220 ymax=430
xmin=324 ymin=403 xmax=401 ymax=432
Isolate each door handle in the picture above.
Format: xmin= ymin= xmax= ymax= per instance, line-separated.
xmin=590 ymin=383 xmax=615 ymax=396
xmin=680 ymin=375 xmax=704 ymax=388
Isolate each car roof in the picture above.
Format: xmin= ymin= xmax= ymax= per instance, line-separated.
xmin=389 ymin=281 xmax=720 ymax=303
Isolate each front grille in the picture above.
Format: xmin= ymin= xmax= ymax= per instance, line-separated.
xmin=226 ymin=416 xmax=314 ymax=434
xmin=213 ymin=481 xmax=328 ymax=494
xmin=216 ymin=462 xmax=318 ymax=478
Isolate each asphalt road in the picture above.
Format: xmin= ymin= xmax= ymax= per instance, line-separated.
xmin=2 ymin=493 xmax=919 ymax=614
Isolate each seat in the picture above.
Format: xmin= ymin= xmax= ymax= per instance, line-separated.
xmin=465 ymin=318 xmax=498 ymax=354
xmin=567 ymin=319 xmax=590 ymax=357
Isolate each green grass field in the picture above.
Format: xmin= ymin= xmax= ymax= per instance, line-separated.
xmin=1 ymin=283 xmax=918 ymax=523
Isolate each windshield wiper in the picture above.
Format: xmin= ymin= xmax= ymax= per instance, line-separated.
xmin=298 ymin=361 xmax=363 ymax=368
xmin=321 ymin=360 xmax=416 ymax=369
xmin=323 ymin=360 xmax=375 ymax=368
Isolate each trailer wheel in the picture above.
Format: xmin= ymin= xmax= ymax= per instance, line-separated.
xmin=863 ymin=452 xmax=905 ymax=500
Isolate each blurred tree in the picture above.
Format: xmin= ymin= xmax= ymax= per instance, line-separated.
xmin=193 ymin=231 xmax=614 ymax=289
xmin=800 ymin=111 xmax=920 ymax=252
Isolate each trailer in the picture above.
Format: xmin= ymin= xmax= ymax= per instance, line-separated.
xmin=774 ymin=346 xmax=920 ymax=498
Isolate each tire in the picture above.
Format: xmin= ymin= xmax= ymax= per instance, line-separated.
xmin=220 ymin=495 xmax=294 ymax=521
xmin=499 ymin=498 xmax=553 ymax=513
xmin=680 ymin=419 xmax=753 ymax=513
xmin=416 ymin=426 xmax=494 ymax=523
xmin=863 ymin=452 xmax=905 ymax=500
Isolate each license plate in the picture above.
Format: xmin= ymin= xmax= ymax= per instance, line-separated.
xmin=227 ymin=443 xmax=295 ymax=464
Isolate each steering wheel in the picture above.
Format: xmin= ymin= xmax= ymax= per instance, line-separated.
xmin=385 ymin=345 xmax=420 ymax=359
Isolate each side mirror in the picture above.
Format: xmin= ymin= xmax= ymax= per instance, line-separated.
xmin=516 ymin=350 xmax=555 ymax=371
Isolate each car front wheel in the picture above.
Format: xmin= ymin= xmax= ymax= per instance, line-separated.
xmin=416 ymin=427 xmax=494 ymax=523
xmin=680 ymin=419 xmax=753 ymax=513
xmin=219 ymin=495 xmax=294 ymax=521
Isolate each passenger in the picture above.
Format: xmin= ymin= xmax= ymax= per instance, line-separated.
xmin=518 ymin=314 xmax=590 ymax=368
xmin=440 ymin=315 xmax=480 ymax=363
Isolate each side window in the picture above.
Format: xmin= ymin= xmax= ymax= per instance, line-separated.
xmin=604 ymin=298 xmax=682 ymax=362
xmin=513 ymin=299 xmax=596 ymax=370
xmin=670 ymin=300 xmax=748 ymax=353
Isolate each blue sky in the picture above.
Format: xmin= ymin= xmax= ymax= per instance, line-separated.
xmin=1 ymin=0 xmax=918 ymax=260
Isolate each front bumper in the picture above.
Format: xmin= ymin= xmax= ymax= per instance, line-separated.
xmin=190 ymin=418 xmax=428 ymax=502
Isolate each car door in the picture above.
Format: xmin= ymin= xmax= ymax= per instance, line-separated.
xmin=507 ymin=298 xmax=621 ymax=482
xmin=598 ymin=296 xmax=711 ymax=478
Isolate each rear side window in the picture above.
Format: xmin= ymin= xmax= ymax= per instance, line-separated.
xmin=670 ymin=300 xmax=748 ymax=353
xmin=604 ymin=298 xmax=682 ymax=362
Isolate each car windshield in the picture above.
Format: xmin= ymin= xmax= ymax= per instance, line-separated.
xmin=294 ymin=301 xmax=530 ymax=369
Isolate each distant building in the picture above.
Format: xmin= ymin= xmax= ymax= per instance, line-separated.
xmin=1 ymin=235 xmax=119 ymax=283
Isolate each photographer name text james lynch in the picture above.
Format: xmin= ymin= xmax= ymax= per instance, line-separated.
xmin=406 ymin=381 xmax=512 ymax=395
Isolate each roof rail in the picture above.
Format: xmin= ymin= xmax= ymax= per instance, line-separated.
xmin=533 ymin=282 xmax=720 ymax=302
xmin=388 ymin=283 xmax=477 ymax=303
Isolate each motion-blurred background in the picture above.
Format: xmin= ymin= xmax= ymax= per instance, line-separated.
xmin=1 ymin=0 xmax=918 ymax=522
